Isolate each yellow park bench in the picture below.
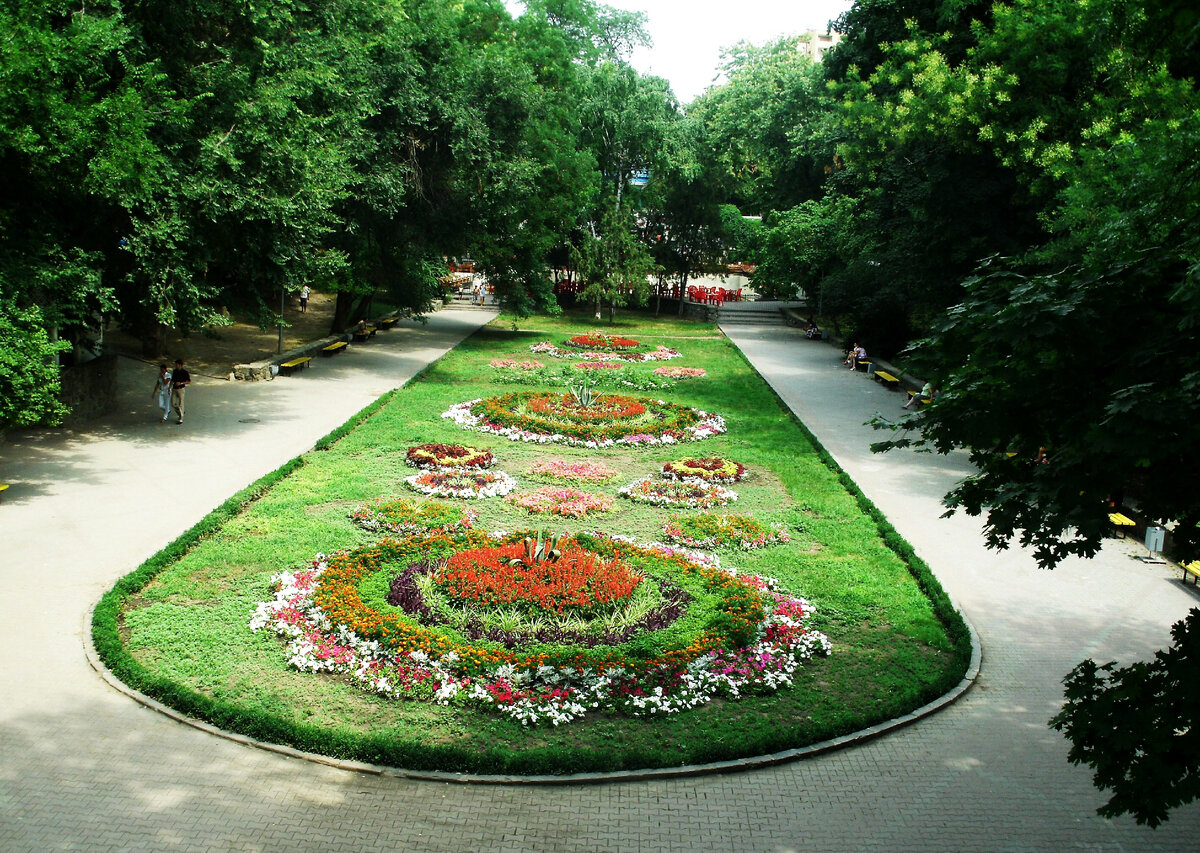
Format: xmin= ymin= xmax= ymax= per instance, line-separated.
xmin=1108 ymin=512 xmax=1136 ymax=537
xmin=1182 ymin=561 xmax=1200 ymax=586
xmin=0 ymin=484 xmax=8 ymax=504
xmin=873 ymin=370 xmax=901 ymax=390
xmin=906 ymin=390 xmax=932 ymax=405
xmin=278 ymin=356 xmax=312 ymax=376
xmin=352 ymin=325 xmax=376 ymax=342
xmin=322 ymin=341 xmax=348 ymax=356
xmin=378 ymin=317 xmax=399 ymax=330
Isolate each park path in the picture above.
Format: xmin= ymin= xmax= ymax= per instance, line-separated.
xmin=0 ymin=311 xmax=1197 ymax=851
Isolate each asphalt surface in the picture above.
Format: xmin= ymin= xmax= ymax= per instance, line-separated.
xmin=1 ymin=310 xmax=1197 ymax=851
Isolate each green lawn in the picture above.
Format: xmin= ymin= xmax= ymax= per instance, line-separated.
xmin=94 ymin=312 xmax=970 ymax=775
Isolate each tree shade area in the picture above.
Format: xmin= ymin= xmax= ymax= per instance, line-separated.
xmin=6 ymin=0 xmax=1200 ymax=827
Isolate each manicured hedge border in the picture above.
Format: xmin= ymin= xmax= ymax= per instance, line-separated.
xmin=728 ymin=345 xmax=973 ymax=707
xmin=91 ymin=340 xmax=973 ymax=776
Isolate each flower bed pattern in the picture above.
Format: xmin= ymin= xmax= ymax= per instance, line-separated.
xmin=619 ymin=477 xmax=737 ymax=509
xmin=350 ymin=497 xmax=476 ymax=536
xmin=490 ymin=358 xmax=545 ymax=370
xmin=530 ymin=341 xmax=681 ymax=363
xmin=250 ymin=530 xmax=831 ymax=725
xmin=574 ymin=361 xmax=623 ymax=371
xmin=653 ymin=366 xmax=706 ymax=379
xmin=404 ymin=469 xmax=516 ymax=499
xmin=443 ymin=392 xmax=726 ymax=448
xmin=662 ymin=513 xmax=791 ymax=551
xmin=507 ymin=486 xmax=614 ymax=518
xmin=661 ymin=456 xmax=747 ymax=484
xmin=525 ymin=458 xmax=620 ymax=484
xmin=405 ymin=443 xmax=494 ymax=470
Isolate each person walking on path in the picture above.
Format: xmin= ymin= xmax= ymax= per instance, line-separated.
xmin=170 ymin=358 xmax=190 ymax=424
xmin=150 ymin=363 xmax=173 ymax=422
xmin=299 ymin=285 xmax=310 ymax=313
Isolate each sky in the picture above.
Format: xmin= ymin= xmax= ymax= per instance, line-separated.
xmin=508 ymin=1 xmax=856 ymax=105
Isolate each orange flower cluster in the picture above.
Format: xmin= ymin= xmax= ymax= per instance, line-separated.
xmin=435 ymin=542 xmax=640 ymax=616
xmin=527 ymin=393 xmax=646 ymax=423
xmin=567 ymin=332 xmax=640 ymax=350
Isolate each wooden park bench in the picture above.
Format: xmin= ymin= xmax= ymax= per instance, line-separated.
xmin=873 ymin=370 xmax=902 ymax=390
xmin=352 ymin=325 xmax=376 ymax=342
xmin=1108 ymin=512 xmax=1136 ymax=537
xmin=905 ymin=390 xmax=932 ymax=406
xmin=854 ymin=359 xmax=872 ymax=373
xmin=278 ymin=356 xmax=312 ymax=376
xmin=0 ymin=484 xmax=8 ymax=504
xmin=1182 ymin=561 xmax=1200 ymax=586
xmin=378 ymin=317 xmax=399 ymax=330
xmin=322 ymin=341 xmax=348 ymax=356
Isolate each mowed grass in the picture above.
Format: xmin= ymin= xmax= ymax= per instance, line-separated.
xmin=111 ymin=313 xmax=969 ymax=773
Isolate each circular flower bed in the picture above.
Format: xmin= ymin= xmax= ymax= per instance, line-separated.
xmin=662 ymin=513 xmax=791 ymax=551
xmin=250 ymin=530 xmax=831 ymax=725
xmin=530 ymin=341 xmax=681 ymax=363
xmin=405 ymin=443 xmax=494 ymax=470
xmin=404 ymin=469 xmax=516 ymax=499
xmin=618 ymin=476 xmax=737 ymax=509
xmin=443 ymin=392 xmax=726 ymax=447
xmin=507 ymin=486 xmax=614 ymax=518
xmin=350 ymin=497 xmax=476 ymax=536
xmin=653 ymin=366 xmax=706 ymax=379
xmin=525 ymin=458 xmax=620 ymax=483
xmin=661 ymin=456 xmax=747 ymax=484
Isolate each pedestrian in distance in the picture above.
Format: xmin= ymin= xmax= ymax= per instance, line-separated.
xmin=151 ymin=363 xmax=173 ymax=422
xmin=299 ymin=285 xmax=310 ymax=313
xmin=170 ymin=358 xmax=191 ymax=424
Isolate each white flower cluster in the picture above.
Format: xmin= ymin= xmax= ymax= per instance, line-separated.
xmin=403 ymin=469 xmax=517 ymax=498
xmin=529 ymin=342 xmax=682 ymax=362
xmin=441 ymin=399 xmax=726 ymax=449
xmin=249 ymin=543 xmax=830 ymax=727
xmin=617 ymin=476 xmax=738 ymax=508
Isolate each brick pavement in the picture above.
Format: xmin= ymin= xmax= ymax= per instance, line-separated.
xmin=1 ymin=314 xmax=1198 ymax=851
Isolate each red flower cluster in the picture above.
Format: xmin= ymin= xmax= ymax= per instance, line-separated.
xmin=566 ymin=332 xmax=640 ymax=350
xmin=527 ymin=393 xmax=646 ymax=423
xmin=435 ymin=542 xmax=642 ymax=616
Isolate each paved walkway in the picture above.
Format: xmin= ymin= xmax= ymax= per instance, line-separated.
xmin=1 ymin=314 xmax=1197 ymax=851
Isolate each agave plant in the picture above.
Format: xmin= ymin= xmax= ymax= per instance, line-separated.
xmin=507 ymin=530 xmax=565 ymax=567
xmin=567 ymin=377 xmax=598 ymax=408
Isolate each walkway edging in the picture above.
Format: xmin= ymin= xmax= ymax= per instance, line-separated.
xmin=85 ymin=601 xmax=981 ymax=785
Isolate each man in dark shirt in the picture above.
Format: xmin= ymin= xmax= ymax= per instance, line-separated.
xmin=171 ymin=358 xmax=191 ymax=424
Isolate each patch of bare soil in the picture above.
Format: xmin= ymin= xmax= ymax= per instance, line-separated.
xmin=103 ymin=291 xmax=341 ymax=379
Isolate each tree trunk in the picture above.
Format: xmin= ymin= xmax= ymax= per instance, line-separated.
xmin=330 ymin=292 xmax=372 ymax=334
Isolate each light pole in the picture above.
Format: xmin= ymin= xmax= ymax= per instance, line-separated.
xmin=278 ymin=285 xmax=285 ymax=354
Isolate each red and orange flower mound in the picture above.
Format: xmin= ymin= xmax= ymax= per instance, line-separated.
xmin=435 ymin=542 xmax=641 ymax=616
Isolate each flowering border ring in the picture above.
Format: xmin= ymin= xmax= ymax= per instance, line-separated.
xmin=350 ymin=497 xmax=477 ymax=536
xmin=619 ymin=476 xmax=737 ymax=509
xmin=661 ymin=456 xmax=747 ymax=484
xmin=443 ymin=393 xmax=726 ymax=448
xmin=405 ymin=443 xmax=495 ymax=470
xmin=404 ymin=469 xmax=517 ymax=498
xmin=250 ymin=530 xmax=831 ymax=726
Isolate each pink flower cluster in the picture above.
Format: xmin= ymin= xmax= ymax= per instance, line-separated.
xmin=574 ymin=361 xmax=623 ymax=370
xmin=526 ymin=458 xmax=620 ymax=483
xmin=653 ymin=366 xmax=706 ymax=378
xmin=507 ymin=486 xmax=615 ymax=518
xmin=490 ymin=358 xmax=545 ymax=370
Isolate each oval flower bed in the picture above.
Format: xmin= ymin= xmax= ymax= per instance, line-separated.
xmin=653 ymin=366 xmax=706 ymax=379
xmin=619 ymin=477 xmax=737 ymax=509
xmin=404 ymin=469 xmax=517 ymax=499
xmin=507 ymin=486 xmax=614 ymax=518
xmin=662 ymin=456 xmax=747 ymax=484
xmin=530 ymin=341 xmax=681 ymax=363
xmin=525 ymin=458 xmax=620 ymax=484
xmin=662 ymin=513 xmax=790 ymax=551
xmin=250 ymin=530 xmax=831 ymax=726
xmin=443 ymin=392 xmax=726 ymax=447
xmin=405 ymin=443 xmax=494 ymax=470
xmin=350 ymin=497 xmax=477 ymax=536
xmin=562 ymin=331 xmax=644 ymax=351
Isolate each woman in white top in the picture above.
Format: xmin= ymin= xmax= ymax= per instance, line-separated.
xmin=151 ymin=364 xmax=173 ymax=422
